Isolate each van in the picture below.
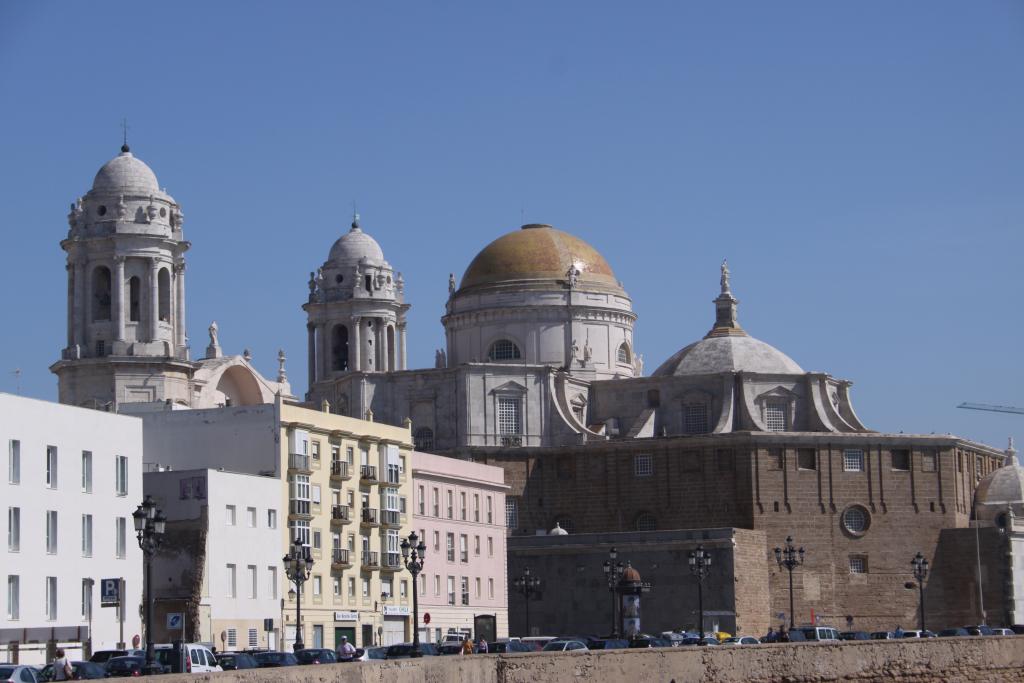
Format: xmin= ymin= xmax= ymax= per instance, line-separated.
xmin=155 ymin=642 xmax=223 ymax=673
xmin=794 ymin=626 xmax=840 ymax=642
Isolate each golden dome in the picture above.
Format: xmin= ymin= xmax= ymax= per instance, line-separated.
xmin=459 ymin=224 xmax=620 ymax=290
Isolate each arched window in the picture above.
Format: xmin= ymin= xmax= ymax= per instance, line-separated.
xmin=634 ymin=512 xmax=657 ymax=532
xmin=331 ymin=325 xmax=349 ymax=372
xmin=414 ymin=428 xmax=434 ymax=451
xmin=157 ymin=268 xmax=171 ymax=322
xmin=617 ymin=342 xmax=631 ymax=364
xmin=128 ymin=277 xmax=141 ymax=322
xmin=387 ymin=325 xmax=395 ymax=370
xmin=91 ymin=266 xmax=111 ymax=321
xmin=488 ymin=339 xmax=521 ymax=362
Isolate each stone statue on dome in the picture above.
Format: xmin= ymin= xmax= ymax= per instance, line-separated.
xmin=449 ymin=273 xmax=456 ymax=295
xmin=721 ymin=259 xmax=731 ymax=294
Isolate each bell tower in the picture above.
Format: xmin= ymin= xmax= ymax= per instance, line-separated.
xmin=51 ymin=144 xmax=193 ymax=409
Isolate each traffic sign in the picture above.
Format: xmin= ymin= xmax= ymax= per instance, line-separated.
xmin=101 ymin=578 xmax=121 ymax=606
xmin=424 ymin=613 xmax=431 ymax=625
xmin=167 ymin=613 xmax=183 ymax=630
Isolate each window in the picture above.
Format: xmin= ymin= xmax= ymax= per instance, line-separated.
xmin=46 ymin=510 xmax=58 ymax=554
xmin=487 ymin=536 xmax=493 ymax=557
xmin=447 ymin=576 xmax=456 ymax=605
xmin=289 ymin=520 xmax=310 ymax=548
xmin=797 ymin=448 xmax=816 ymax=471
xmin=248 ymin=628 xmax=258 ymax=648
xmin=81 ymin=514 xmax=92 ymax=557
xmin=312 ymin=575 xmax=321 ymax=597
xmin=362 ymin=577 xmax=370 ymax=598
xmin=892 ymin=449 xmax=911 ymax=471
xmin=922 ymin=452 xmax=937 ymax=473
xmin=347 ymin=577 xmax=355 ymax=598
xmin=313 ymin=530 xmax=322 ymax=550
xmin=460 ymin=577 xmax=470 ymax=605
xmin=333 ymin=575 xmax=341 ymax=596
xmin=6 ymin=575 xmax=19 ymax=619
xmin=46 ymin=446 xmax=58 ymax=489
xmin=488 ymin=578 xmax=494 ymax=599
xmin=7 ymin=440 xmax=19 ymax=484
xmin=46 ymin=576 xmax=57 ymax=620
xmin=446 ymin=533 xmax=455 ymax=562
xmin=634 ymin=512 xmax=656 ymax=532
xmin=460 ymin=492 xmax=467 ymax=520
xmin=7 ymin=507 xmax=19 ymax=552
xmin=842 ymin=506 xmax=870 ymax=535
xmin=116 ymin=517 xmax=126 ymax=559
xmin=447 ymin=490 xmax=453 ymax=519
xmin=474 ymin=535 xmax=480 ymax=555
xmin=432 ymin=488 xmax=439 ymax=517
xmin=227 ymin=629 xmax=237 ymax=648
xmin=225 ymin=505 xmax=236 ymax=526
xmin=414 ymin=428 xmax=434 ymax=451
xmin=268 ymin=566 xmax=278 ymax=600
xmin=506 ymin=498 xmax=518 ymax=529
xmin=267 ymin=509 xmax=277 ymax=529
xmin=975 ymin=457 xmax=983 ymax=479
xmin=311 ymin=441 xmax=320 ymax=461
xmin=115 ymin=456 xmax=128 ymax=496
xmin=92 ymin=266 xmax=111 ymax=320
xmin=226 ymin=564 xmax=237 ymax=597
xmin=418 ymin=486 xmax=425 ymax=515
xmin=434 ymin=575 xmax=441 ymax=596
xmin=433 ymin=530 xmax=440 ymax=552
xmin=763 ymin=402 xmax=787 ymax=432
xmin=486 ymin=496 xmax=492 ymax=524
xmin=473 ymin=494 xmax=480 ymax=522
xmin=633 ymin=454 xmax=653 ymax=477
xmin=247 ymin=507 xmax=257 ymax=528
xmin=617 ymin=342 xmax=630 ymax=364
xmin=248 ymin=565 xmax=257 ymax=599
xmin=81 ymin=578 xmax=92 ymax=621
xmin=849 ymin=556 xmax=868 ymax=574
xmin=475 ymin=577 xmax=481 ymax=598
xmin=488 ymin=339 xmax=521 ymax=361
xmin=498 ymin=397 xmax=521 ymax=435
xmin=81 ymin=452 xmax=92 ymax=493
xmin=843 ymin=449 xmax=864 ymax=472
xmin=459 ymin=534 xmax=468 ymax=562
xmin=683 ymin=404 xmax=708 ymax=434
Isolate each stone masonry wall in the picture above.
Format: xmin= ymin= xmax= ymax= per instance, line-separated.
xmin=149 ymin=638 xmax=1023 ymax=683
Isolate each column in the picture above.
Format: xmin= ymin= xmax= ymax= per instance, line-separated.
xmin=307 ymin=323 xmax=316 ymax=386
xmin=380 ymin=320 xmax=389 ymax=372
xmin=351 ymin=317 xmax=361 ymax=372
xmin=316 ymin=324 xmax=327 ymax=381
xmin=73 ymin=260 xmax=85 ymax=347
xmin=148 ymin=258 xmax=160 ymax=342
xmin=113 ymin=256 xmax=126 ymax=342
xmin=174 ymin=262 xmax=186 ymax=350
xmin=375 ymin=318 xmax=384 ymax=372
xmin=398 ymin=323 xmax=407 ymax=370
xmin=65 ymin=263 xmax=74 ymax=347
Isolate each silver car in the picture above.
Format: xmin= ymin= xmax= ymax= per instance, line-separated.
xmin=0 ymin=664 xmax=41 ymax=682
xmin=541 ymin=640 xmax=589 ymax=652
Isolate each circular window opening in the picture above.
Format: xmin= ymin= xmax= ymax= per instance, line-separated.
xmin=842 ymin=505 xmax=870 ymax=536
xmin=335 ymin=274 xmax=344 ymax=284
xmin=995 ymin=512 xmax=1009 ymax=529
xmin=97 ymin=205 xmax=107 ymax=216
xmin=159 ymin=207 xmax=167 ymax=217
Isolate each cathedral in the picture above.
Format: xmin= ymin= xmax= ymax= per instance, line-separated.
xmin=53 ymin=145 xmax=1022 ymax=632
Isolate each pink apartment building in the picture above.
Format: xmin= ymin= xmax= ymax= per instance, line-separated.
xmin=412 ymin=451 xmax=509 ymax=643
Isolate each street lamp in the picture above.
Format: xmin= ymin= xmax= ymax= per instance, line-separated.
xmin=688 ymin=545 xmax=712 ymax=640
xmin=132 ymin=495 xmax=166 ymax=675
xmin=400 ymin=531 xmax=427 ymax=657
xmin=513 ymin=567 xmax=542 ymax=637
xmin=773 ymin=535 xmax=805 ymax=629
xmin=911 ymin=552 xmax=929 ymax=632
xmin=283 ymin=537 xmax=312 ymax=651
xmin=602 ymin=548 xmax=625 ymax=637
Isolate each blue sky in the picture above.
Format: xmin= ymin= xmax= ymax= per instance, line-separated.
xmin=1 ymin=2 xmax=1022 ymax=453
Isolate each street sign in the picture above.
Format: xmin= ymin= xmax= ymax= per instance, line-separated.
xmin=167 ymin=613 xmax=183 ymax=630
xmin=264 ymin=618 xmax=275 ymax=632
xmin=101 ymin=578 xmax=121 ymax=606
xmin=423 ymin=613 xmax=431 ymax=625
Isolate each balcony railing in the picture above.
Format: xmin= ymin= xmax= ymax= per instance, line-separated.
xmin=381 ymin=509 xmax=401 ymax=527
xmin=289 ymin=453 xmax=312 ymax=472
xmin=289 ymin=499 xmax=311 ymax=517
xmin=331 ymin=505 xmax=351 ymax=523
xmin=360 ymin=465 xmax=378 ymax=482
xmin=331 ymin=548 xmax=351 ymax=566
xmin=382 ymin=552 xmax=402 ymax=570
xmin=361 ymin=508 xmax=379 ymax=525
xmin=330 ymin=461 xmax=351 ymax=479
xmin=499 ymin=435 xmax=523 ymax=447
xmin=361 ymin=551 xmax=380 ymax=568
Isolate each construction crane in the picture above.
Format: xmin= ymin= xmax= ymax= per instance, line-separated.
xmin=957 ymin=402 xmax=1024 ymax=415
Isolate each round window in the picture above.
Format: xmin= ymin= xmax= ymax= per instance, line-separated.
xmin=97 ymin=205 xmax=107 ymax=216
xmin=842 ymin=506 xmax=870 ymax=535
xmin=159 ymin=207 xmax=167 ymax=217
xmin=335 ymin=274 xmax=344 ymax=284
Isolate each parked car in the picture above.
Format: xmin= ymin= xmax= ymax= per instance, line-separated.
xmin=784 ymin=630 xmax=807 ymax=642
xmin=542 ymin=640 xmax=589 ymax=652
xmin=386 ymin=643 xmax=438 ymax=659
xmin=88 ymin=649 xmax=128 ymax=664
xmin=938 ymin=628 xmax=970 ymax=637
xmin=437 ymin=643 xmax=463 ymax=655
xmin=965 ymin=625 xmax=994 ymax=636
xmin=586 ymin=639 xmax=629 ymax=650
xmin=253 ymin=651 xmax=299 ymax=667
xmin=0 ymin=664 xmax=41 ymax=683
xmin=216 ymin=652 xmax=260 ymax=670
xmin=900 ymin=630 xmax=937 ymax=638
xmin=154 ymin=642 xmax=222 ymax=673
xmin=520 ymin=636 xmax=557 ymax=651
xmin=629 ymin=637 xmax=674 ymax=648
xmin=793 ymin=626 xmax=841 ymax=642
xmin=870 ymin=631 xmax=895 ymax=640
xmin=990 ymin=628 xmax=1014 ymax=636
xmin=38 ymin=661 xmax=108 ymax=680
xmin=1011 ymin=625 xmax=1024 ymax=635
xmin=487 ymin=639 xmax=534 ymax=653
xmin=721 ymin=636 xmax=760 ymax=645
xmin=839 ymin=631 xmax=870 ymax=641
xmin=104 ymin=656 xmax=152 ymax=677
xmin=295 ymin=648 xmax=338 ymax=665
xmin=357 ymin=647 xmax=387 ymax=661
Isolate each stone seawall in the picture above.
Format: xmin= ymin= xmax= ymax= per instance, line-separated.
xmin=156 ymin=638 xmax=1024 ymax=683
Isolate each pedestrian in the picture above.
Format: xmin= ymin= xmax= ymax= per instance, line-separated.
xmin=764 ymin=627 xmax=776 ymax=643
xmin=894 ymin=625 xmax=904 ymax=638
xmin=461 ymin=636 xmax=474 ymax=655
xmin=477 ymin=637 xmax=488 ymax=654
xmin=53 ymin=648 xmax=73 ymax=681
xmin=778 ymin=626 xmax=789 ymax=643
xmin=336 ymin=635 xmax=356 ymax=660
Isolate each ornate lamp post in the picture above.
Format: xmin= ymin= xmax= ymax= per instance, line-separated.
xmin=132 ymin=495 xmax=166 ymax=675
xmin=911 ymin=552 xmax=929 ymax=632
xmin=688 ymin=545 xmax=712 ymax=640
xmin=283 ymin=537 xmax=312 ymax=651
xmin=774 ymin=535 xmax=805 ymax=629
xmin=400 ymin=531 xmax=427 ymax=657
xmin=602 ymin=548 xmax=625 ymax=637
xmin=512 ymin=567 xmax=542 ymax=637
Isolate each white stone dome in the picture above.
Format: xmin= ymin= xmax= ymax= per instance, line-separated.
xmin=653 ymin=335 xmax=804 ymax=377
xmin=92 ymin=145 xmax=160 ymax=194
xmin=328 ymin=216 xmax=385 ymax=265
xmin=976 ymin=463 xmax=1024 ymax=507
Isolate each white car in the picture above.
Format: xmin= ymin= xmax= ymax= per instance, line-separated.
xmin=721 ymin=636 xmax=760 ymax=645
xmin=541 ymin=640 xmax=589 ymax=652
xmin=990 ymin=628 xmax=1014 ymax=636
xmin=0 ymin=664 xmax=40 ymax=683
xmin=154 ymin=643 xmax=222 ymax=673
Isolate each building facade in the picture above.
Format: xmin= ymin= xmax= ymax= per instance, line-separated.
xmin=412 ymin=451 xmax=509 ymax=643
xmin=1 ymin=393 xmax=143 ymax=664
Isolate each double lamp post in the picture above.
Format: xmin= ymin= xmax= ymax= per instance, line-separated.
xmin=513 ymin=567 xmax=542 ymax=637
xmin=774 ymin=535 xmax=805 ymax=629
xmin=602 ymin=549 xmax=625 ymax=637
xmin=283 ymin=538 xmax=313 ymax=651
xmin=133 ymin=495 xmax=167 ymax=675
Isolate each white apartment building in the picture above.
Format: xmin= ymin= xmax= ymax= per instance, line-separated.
xmin=1 ymin=393 xmax=143 ymax=664
xmin=144 ymin=468 xmax=282 ymax=651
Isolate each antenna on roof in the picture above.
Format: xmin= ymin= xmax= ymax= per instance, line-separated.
xmin=120 ymin=118 xmax=131 ymax=153
xmin=10 ymin=368 xmax=21 ymax=395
